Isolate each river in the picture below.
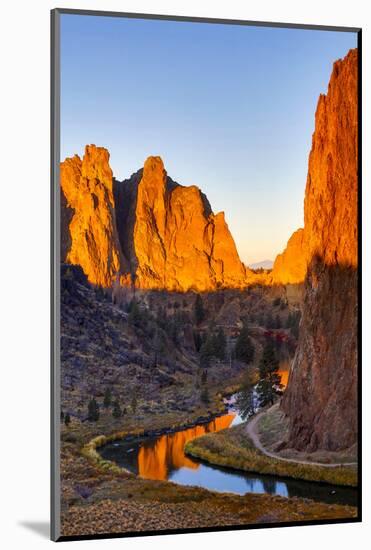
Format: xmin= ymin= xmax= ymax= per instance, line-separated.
xmin=100 ymin=401 xmax=357 ymax=507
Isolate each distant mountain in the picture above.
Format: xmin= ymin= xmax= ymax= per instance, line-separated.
xmin=248 ymin=260 xmax=273 ymax=270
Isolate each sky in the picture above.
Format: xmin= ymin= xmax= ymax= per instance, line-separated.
xmin=60 ymin=14 xmax=357 ymax=265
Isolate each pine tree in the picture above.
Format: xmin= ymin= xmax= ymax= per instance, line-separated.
xmin=236 ymin=368 xmax=257 ymax=420
xmin=214 ymin=328 xmax=226 ymax=360
xmin=194 ymin=294 xmax=205 ymax=325
xmin=103 ymin=388 xmax=112 ymax=409
xmin=257 ymin=342 xmax=281 ymax=406
xmin=64 ymin=413 xmax=71 ymax=427
xmin=128 ymin=299 xmax=142 ymax=327
xmin=112 ymin=399 xmax=122 ymax=418
xmin=194 ymin=330 xmax=202 ymax=352
xmin=235 ymin=326 xmax=255 ymax=364
xmin=201 ymin=369 xmax=208 ymax=385
xmin=131 ymin=393 xmax=138 ymax=415
xmin=199 ymin=333 xmax=214 ymax=366
xmin=88 ymin=398 xmax=100 ymax=422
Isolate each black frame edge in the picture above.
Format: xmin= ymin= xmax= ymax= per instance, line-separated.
xmin=53 ymin=7 xmax=361 ymax=33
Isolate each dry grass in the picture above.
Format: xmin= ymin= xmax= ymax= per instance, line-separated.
xmin=60 ymin=408 xmax=357 ymax=537
xmin=185 ymin=424 xmax=358 ymax=487
xmin=257 ymin=405 xmax=358 ymax=464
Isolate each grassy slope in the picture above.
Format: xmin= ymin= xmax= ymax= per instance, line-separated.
xmin=185 ymin=422 xmax=357 ymax=487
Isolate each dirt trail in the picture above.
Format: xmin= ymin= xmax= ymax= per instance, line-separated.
xmin=246 ymin=409 xmax=357 ymax=468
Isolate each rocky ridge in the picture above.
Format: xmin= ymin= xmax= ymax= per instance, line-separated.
xmin=61 ymin=149 xmax=252 ymax=291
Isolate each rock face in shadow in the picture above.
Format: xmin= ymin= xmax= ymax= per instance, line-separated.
xmin=61 ymin=151 xmax=250 ymax=291
xmin=281 ymin=48 xmax=358 ymax=451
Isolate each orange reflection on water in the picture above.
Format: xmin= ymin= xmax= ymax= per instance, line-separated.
xmin=278 ymin=369 xmax=289 ymax=388
xmin=138 ymin=414 xmax=236 ymax=480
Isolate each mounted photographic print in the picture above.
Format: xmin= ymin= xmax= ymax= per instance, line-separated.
xmin=51 ymin=9 xmax=361 ymax=541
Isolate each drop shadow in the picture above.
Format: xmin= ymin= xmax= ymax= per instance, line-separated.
xmin=18 ymin=521 xmax=49 ymax=539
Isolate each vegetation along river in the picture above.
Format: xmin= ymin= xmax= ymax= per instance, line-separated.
xmin=100 ymin=401 xmax=357 ymax=507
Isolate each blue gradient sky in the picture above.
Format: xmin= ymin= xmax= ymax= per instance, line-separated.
xmin=60 ymin=14 xmax=356 ymax=265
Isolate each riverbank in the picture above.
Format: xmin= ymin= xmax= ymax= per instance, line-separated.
xmin=80 ymin=408 xmax=231 ymax=477
xmin=185 ymin=407 xmax=358 ymax=487
xmin=60 ymin=403 xmax=356 ymax=537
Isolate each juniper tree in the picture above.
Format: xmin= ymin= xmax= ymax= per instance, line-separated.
xmin=103 ymin=388 xmax=112 ymax=409
xmin=256 ymin=341 xmax=281 ymax=406
xmin=128 ymin=299 xmax=142 ymax=327
xmin=236 ymin=368 xmax=257 ymax=420
xmin=88 ymin=398 xmax=100 ymax=422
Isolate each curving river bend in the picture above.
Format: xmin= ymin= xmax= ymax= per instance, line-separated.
xmin=100 ymin=404 xmax=357 ymax=507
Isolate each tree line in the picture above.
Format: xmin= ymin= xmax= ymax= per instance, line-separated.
xmin=61 ymin=387 xmax=139 ymax=425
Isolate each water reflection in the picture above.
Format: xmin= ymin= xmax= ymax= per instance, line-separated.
xmin=138 ymin=414 xmax=236 ymax=480
xmin=100 ymin=410 xmax=357 ymax=507
xmin=278 ymin=369 xmax=289 ymax=387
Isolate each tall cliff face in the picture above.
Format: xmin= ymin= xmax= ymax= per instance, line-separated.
xmin=61 ymin=150 xmax=248 ymax=291
xmin=281 ymin=49 xmax=358 ymax=451
xmin=128 ymin=156 xmax=248 ymax=291
xmin=60 ymin=145 xmax=122 ymax=287
xmin=132 ymin=156 xmax=168 ymax=288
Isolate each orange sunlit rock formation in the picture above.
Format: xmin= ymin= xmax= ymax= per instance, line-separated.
xmin=61 ymin=149 xmax=253 ymax=291
xmin=271 ymin=228 xmax=307 ymax=285
xmin=132 ymin=156 xmax=248 ymax=291
xmin=282 ymin=48 xmax=358 ymax=451
xmin=60 ymin=145 xmax=122 ymax=287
